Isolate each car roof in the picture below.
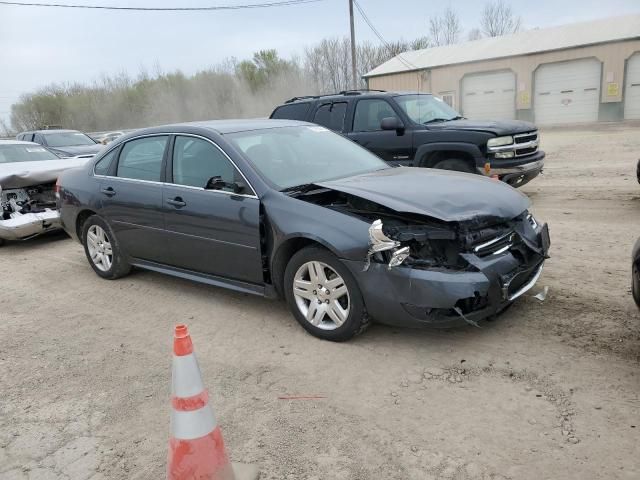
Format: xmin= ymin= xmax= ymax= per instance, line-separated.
xmin=130 ymin=118 xmax=311 ymax=136
xmin=0 ymin=140 xmax=42 ymax=146
xmin=281 ymin=90 xmax=433 ymax=104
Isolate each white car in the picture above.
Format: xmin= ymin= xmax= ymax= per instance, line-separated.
xmin=0 ymin=140 xmax=90 ymax=246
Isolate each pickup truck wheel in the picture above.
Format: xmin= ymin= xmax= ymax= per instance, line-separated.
xmin=82 ymin=215 xmax=131 ymax=280
xmin=432 ymin=158 xmax=475 ymax=174
xmin=284 ymin=246 xmax=370 ymax=342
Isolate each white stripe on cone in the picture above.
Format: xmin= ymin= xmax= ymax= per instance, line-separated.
xmin=172 ymin=353 xmax=205 ymax=398
xmin=171 ymin=404 xmax=217 ymax=440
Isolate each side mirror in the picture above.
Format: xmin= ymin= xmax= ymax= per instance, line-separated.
xmin=205 ymin=176 xmax=245 ymax=194
xmin=380 ymin=116 xmax=404 ymax=135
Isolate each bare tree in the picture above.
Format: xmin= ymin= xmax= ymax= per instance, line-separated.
xmin=467 ymin=28 xmax=483 ymax=41
xmin=429 ymin=7 xmax=461 ymax=46
xmin=0 ymin=118 xmax=12 ymax=137
xmin=480 ymin=1 xmax=522 ymax=37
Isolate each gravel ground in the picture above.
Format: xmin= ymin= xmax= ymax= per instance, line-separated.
xmin=1 ymin=124 xmax=639 ymax=480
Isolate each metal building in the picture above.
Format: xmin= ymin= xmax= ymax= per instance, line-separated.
xmin=364 ymin=15 xmax=640 ymax=124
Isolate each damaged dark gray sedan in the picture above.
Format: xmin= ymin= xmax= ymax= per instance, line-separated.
xmin=58 ymin=120 xmax=550 ymax=341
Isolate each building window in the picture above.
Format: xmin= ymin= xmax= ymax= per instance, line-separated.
xmin=439 ymin=92 xmax=456 ymax=109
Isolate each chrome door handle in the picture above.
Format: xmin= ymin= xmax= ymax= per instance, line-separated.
xmin=166 ymin=197 xmax=186 ymax=208
xmin=100 ymin=187 xmax=116 ymax=197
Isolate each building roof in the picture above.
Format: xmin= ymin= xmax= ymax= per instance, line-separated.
xmin=364 ymin=14 xmax=640 ymax=78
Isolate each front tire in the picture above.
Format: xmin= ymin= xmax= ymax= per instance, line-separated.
xmin=82 ymin=215 xmax=131 ymax=280
xmin=284 ymin=246 xmax=369 ymax=341
xmin=432 ymin=158 xmax=475 ymax=173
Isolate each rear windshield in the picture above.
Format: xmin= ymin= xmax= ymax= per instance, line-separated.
xmin=270 ymin=103 xmax=310 ymax=120
xmin=0 ymin=144 xmax=59 ymax=164
xmin=44 ymin=132 xmax=96 ymax=147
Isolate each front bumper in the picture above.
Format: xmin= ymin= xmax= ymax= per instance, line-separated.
xmin=0 ymin=209 xmax=61 ymax=241
xmin=477 ymin=151 xmax=545 ymax=187
xmin=345 ymin=224 xmax=550 ymax=328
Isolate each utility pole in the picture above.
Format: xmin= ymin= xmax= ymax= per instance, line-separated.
xmin=349 ymin=0 xmax=358 ymax=90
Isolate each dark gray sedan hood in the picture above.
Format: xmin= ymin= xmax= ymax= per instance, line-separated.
xmin=316 ymin=167 xmax=530 ymax=223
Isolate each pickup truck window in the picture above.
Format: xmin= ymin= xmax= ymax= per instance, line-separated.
xmin=271 ymin=103 xmax=310 ymax=120
xmin=395 ymin=94 xmax=460 ymax=124
xmin=353 ymin=99 xmax=399 ymax=132
xmin=313 ymin=102 xmax=347 ymax=132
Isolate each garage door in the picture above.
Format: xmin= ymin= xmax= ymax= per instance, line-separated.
xmin=624 ymin=53 xmax=640 ymax=120
xmin=534 ymin=59 xmax=601 ymax=125
xmin=462 ymin=71 xmax=516 ymax=120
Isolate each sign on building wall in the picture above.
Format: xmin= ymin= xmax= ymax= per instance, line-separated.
xmin=606 ymin=82 xmax=620 ymax=96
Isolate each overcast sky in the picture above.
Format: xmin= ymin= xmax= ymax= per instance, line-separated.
xmin=1 ymin=0 xmax=639 ymax=126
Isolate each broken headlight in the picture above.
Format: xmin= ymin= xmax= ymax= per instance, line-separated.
xmin=366 ymin=219 xmax=462 ymax=270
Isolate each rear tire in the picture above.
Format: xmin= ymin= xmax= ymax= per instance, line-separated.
xmin=82 ymin=215 xmax=131 ymax=280
xmin=432 ymin=158 xmax=475 ymax=173
xmin=284 ymin=246 xmax=370 ymax=341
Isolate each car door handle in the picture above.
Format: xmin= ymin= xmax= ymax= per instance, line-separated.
xmin=100 ymin=187 xmax=116 ymax=197
xmin=166 ymin=197 xmax=186 ymax=208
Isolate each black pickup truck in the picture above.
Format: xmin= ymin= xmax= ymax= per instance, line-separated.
xmin=270 ymin=90 xmax=545 ymax=187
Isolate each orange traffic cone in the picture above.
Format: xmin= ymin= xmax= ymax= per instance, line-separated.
xmin=167 ymin=324 xmax=235 ymax=480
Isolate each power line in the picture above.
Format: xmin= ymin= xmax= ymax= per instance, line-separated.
xmin=0 ymin=0 xmax=321 ymax=11
xmin=352 ymin=0 xmax=419 ymax=71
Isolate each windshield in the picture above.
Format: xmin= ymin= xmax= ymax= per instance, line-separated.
xmin=44 ymin=132 xmax=96 ymax=147
xmin=395 ymin=94 xmax=461 ymax=124
xmin=227 ymin=126 xmax=388 ymax=190
xmin=0 ymin=144 xmax=60 ymax=164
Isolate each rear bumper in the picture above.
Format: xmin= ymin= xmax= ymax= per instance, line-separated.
xmin=0 ymin=209 xmax=61 ymax=241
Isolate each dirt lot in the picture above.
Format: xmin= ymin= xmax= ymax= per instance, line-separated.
xmin=1 ymin=124 xmax=639 ymax=480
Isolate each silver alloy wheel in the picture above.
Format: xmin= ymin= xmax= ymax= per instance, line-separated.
xmin=292 ymin=261 xmax=350 ymax=330
xmin=86 ymin=225 xmax=113 ymax=272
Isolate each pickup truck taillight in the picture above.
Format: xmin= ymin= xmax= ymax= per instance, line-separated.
xmin=55 ymin=177 xmax=61 ymax=198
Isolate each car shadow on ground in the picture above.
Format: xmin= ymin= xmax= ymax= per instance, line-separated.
xmin=1 ymin=230 xmax=70 ymax=251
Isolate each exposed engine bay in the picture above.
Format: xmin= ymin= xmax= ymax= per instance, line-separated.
xmin=0 ymin=182 xmax=60 ymax=242
xmin=293 ymin=188 xmax=547 ymax=271
xmin=1 ymin=182 xmax=57 ymax=219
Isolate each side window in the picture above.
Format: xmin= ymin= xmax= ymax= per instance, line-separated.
xmin=116 ymin=136 xmax=168 ymax=182
xmin=353 ymin=99 xmax=398 ymax=132
xmin=313 ymin=102 xmax=347 ymax=132
xmin=33 ymin=134 xmax=44 ymax=144
xmin=172 ymin=136 xmax=239 ymax=191
xmin=270 ymin=103 xmax=310 ymax=120
xmin=94 ymin=149 xmax=117 ymax=176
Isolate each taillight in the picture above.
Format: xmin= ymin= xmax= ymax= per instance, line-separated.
xmin=55 ymin=177 xmax=61 ymax=197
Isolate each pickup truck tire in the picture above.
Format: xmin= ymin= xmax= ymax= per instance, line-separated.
xmin=432 ymin=158 xmax=475 ymax=174
xmin=82 ymin=215 xmax=131 ymax=280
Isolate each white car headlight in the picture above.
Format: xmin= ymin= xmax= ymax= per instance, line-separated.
xmin=487 ymin=136 xmax=514 ymax=148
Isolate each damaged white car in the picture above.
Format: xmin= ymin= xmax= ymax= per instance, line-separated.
xmin=0 ymin=140 xmax=90 ymax=246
